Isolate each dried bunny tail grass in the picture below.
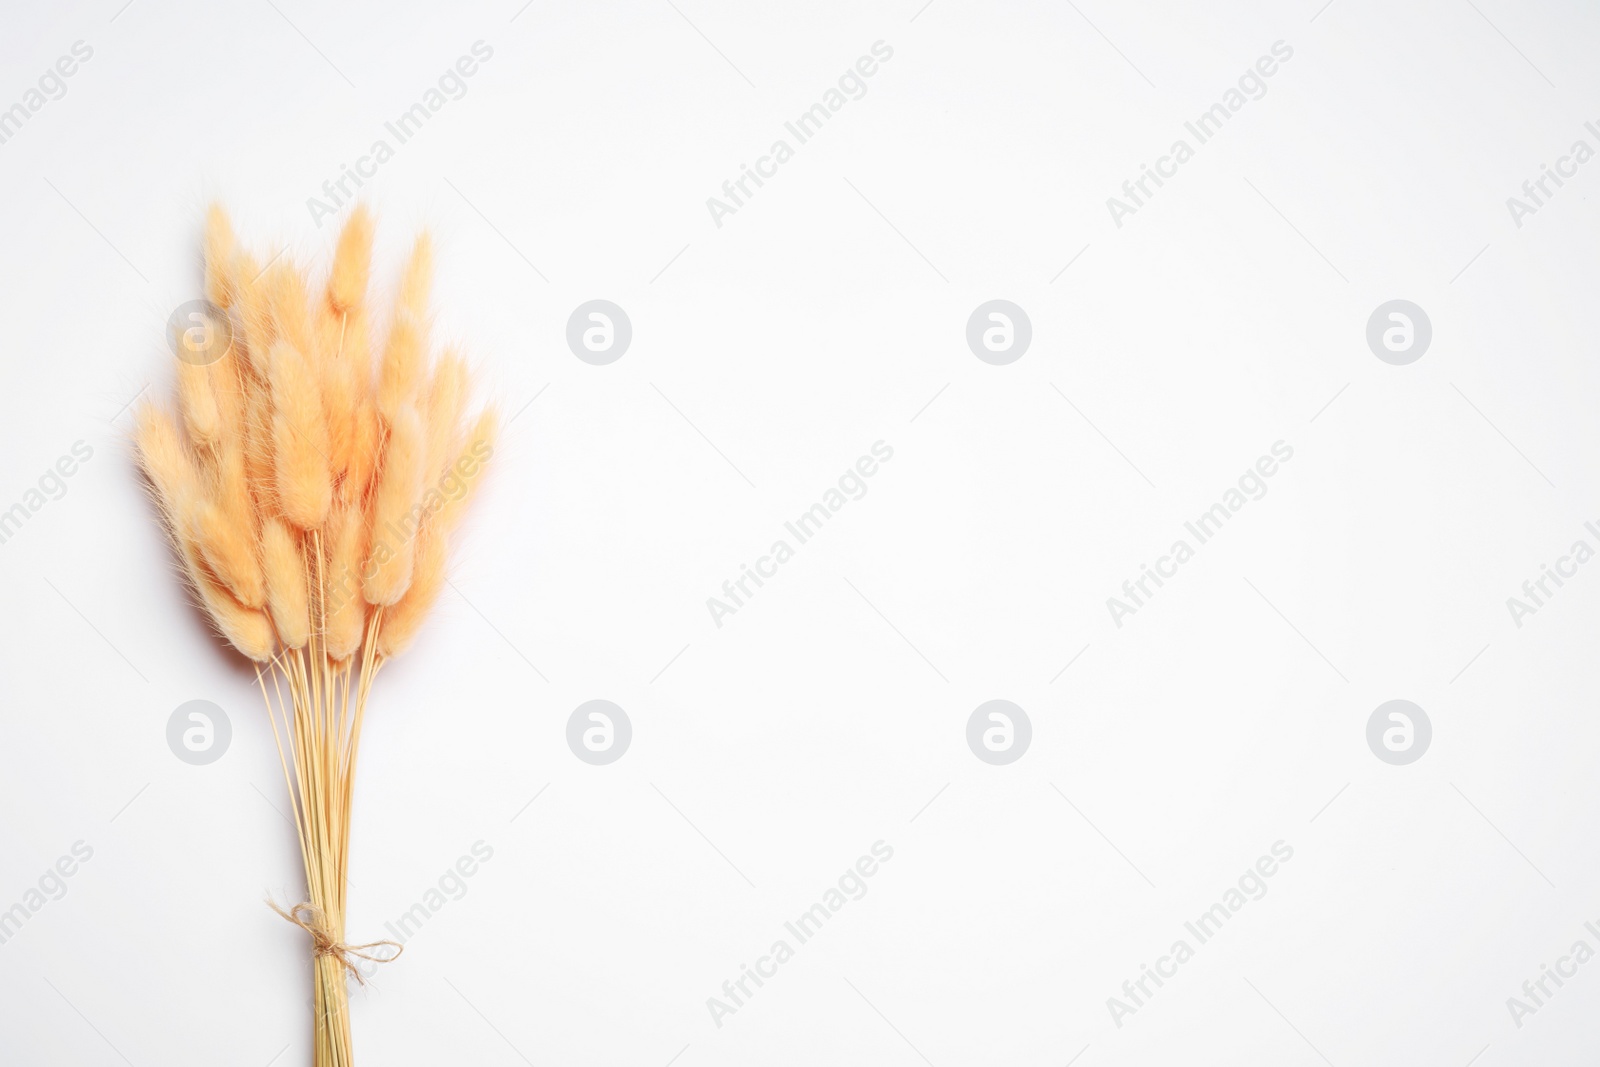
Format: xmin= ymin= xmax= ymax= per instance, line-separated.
xmin=194 ymin=499 xmax=266 ymax=608
xmin=377 ymin=310 xmax=424 ymax=423
xmin=377 ymin=408 xmax=497 ymax=659
xmin=134 ymin=403 xmax=202 ymax=530
xmin=399 ymin=231 xmax=433 ymax=319
xmin=193 ymin=566 xmax=276 ymax=661
xmin=244 ymin=372 xmax=276 ymax=511
xmin=269 ymin=341 xmax=332 ymax=529
xmin=441 ymin=407 xmax=498 ymax=529
xmin=362 ymin=403 xmax=424 ymax=606
xmin=209 ymin=351 xmax=253 ymax=490
xmin=236 ymin=252 xmax=275 ymax=380
xmin=423 ymin=351 xmax=468 ymax=477
xmin=269 ymin=261 xmax=315 ymax=360
xmin=209 ymin=348 xmax=248 ymax=431
xmin=322 ymin=210 xmax=374 ymax=378
xmin=140 ymin=210 xmax=508 ymax=1067
xmin=204 ymin=204 xmax=239 ymax=309
xmin=322 ymin=362 xmax=359 ymax=483
xmin=328 ymin=206 xmax=373 ymax=313
xmin=341 ymin=297 xmax=370 ymax=382
xmin=210 ymin=354 xmax=253 ymax=491
xmin=322 ymin=266 xmax=372 ymax=485
xmin=375 ymin=517 xmax=444 ymax=659
xmin=181 ymin=521 xmax=276 ymax=661
xmin=319 ymin=308 xmax=366 ymax=484
xmin=263 ymin=516 xmax=311 ymax=649
xmin=134 ymin=405 xmax=274 ymax=660
xmin=324 ymin=500 xmax=368 ymax=660
xmin=342 ymin=399 xmax=381 ymax=501
xmin=198 ymin=356 xmax=264 ymax=606
xmin=177 ymin=360 xmax=220 ymax=448
xmin=377 ymin=234 xmax=432 ymax=421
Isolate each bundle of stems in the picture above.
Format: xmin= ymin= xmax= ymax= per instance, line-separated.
xmin=135 ymin=205 xmax=496 ymax=1066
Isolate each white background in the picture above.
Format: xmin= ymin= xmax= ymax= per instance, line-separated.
xmin=1 ymin=0 xmax=1598 ymax=1064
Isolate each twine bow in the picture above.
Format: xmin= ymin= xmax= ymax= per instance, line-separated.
xmin=269 ymin=900 xmax=403 ymax=985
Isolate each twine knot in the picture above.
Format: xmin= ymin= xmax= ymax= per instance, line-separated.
xmin=269 ymin=900 xmax=403 ymax=985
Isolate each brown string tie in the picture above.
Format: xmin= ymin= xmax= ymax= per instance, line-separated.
xmin=269 ymin=900 xmax=403 ymax=985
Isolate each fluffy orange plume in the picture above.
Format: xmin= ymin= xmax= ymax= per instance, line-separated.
xmin=209 ymin=349 xmax=247 ymax=432
xmin=343 ymin=399 xmax=380 ymax=501
xmin=203 ymin=204 xmax=238 ymax=310
xmin=362 ymin=403 xmax=424 ymax=606
xmin=134 ymin=404 xmax=202 ymax=532
xmin=328 ymin=206 xmax=373 ymax=313
xmin=423 ymin=351 xmax=468 ymax=478
xmin=318 ymin=307 xmax=368 ymax=484
xmin=399 ymin=232 xmax=433 ymax=316
xmin=262 ymin=516 xmax=310 ymax=649
xmin=324 ymin=500 xmax=368 ymax=660
xmin=269 ymin=341 xmax=332 ymax=529
xmin=243 ymin=372 xmax=275 ymax=510
xmin=375 ymin=518 xmax=444 ymax=659
xmin=135 ymin=404 xmax=273 ymax=661
xmin=440 ymin=408 xmax=498 ymax=529
xmin=197 ymin=353 xmax=264 ymax=606
xmin=377 ymin=313 xmax=423 ymax=423
xmin=194 ymin=499 xmax=265 ymax=608
xmin=269 ymin=262 xmax=313 ymax=359
xmin=377 ymin=409 xmax=496 ymax=658
xmin=377 ymin=234 xmax=432 ymax=420
xmin=176 ymin=359 xmax=220 ymax=447
xmin=318 ymin=209 xmax=374 ymax=484
xmin=194 ymin=572 xmax=275 ymax=661
xmin=234 ymin=253 xmax=274 ymax=380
